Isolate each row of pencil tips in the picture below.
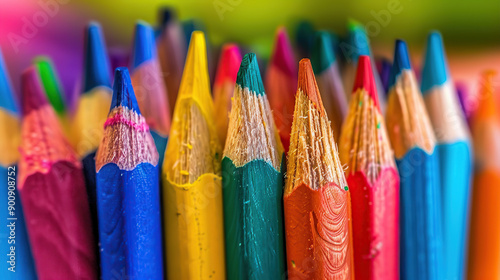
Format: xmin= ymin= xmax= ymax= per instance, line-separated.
xmin=1 ymin=12 xmax=499 ymax=280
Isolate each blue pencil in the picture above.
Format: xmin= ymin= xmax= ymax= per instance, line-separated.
xmin=421 ymin=32 xmax=472 ymax=280
xmin=386 ymin=40 xmax=444 ymax=280
xmin=95 ymin=67 xmax=163 ymax=279
xmin=0 ymin=48 xmax=37 ymax=280
xmin=131 ymin=21 xmax=171 ymax=171
xmin=72 ymin=22 xmax=113 ymax=269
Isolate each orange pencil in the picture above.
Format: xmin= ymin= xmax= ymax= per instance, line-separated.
xmin=284 ymin=59 xmax=354 ymax=279
xmin=467 ymin=71 xmax=500 ymax=279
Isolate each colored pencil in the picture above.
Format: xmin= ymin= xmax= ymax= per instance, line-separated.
xmin=222 ymin=53 xmax=285 ymax=279
xmin=213 ymin=43 xmax=241 ymax=147
xmin=18 ymin=67 xmax=97 ymax=279
xmin=341 ymin=20 xmax=386 ymax=111
xmin=386 ymin=39 xmax=444 ymax=280
xmin=95 ymin=67 xmax=163 ymax=279
xmin=72 ymin=22 xmax=112 ymax=268
xmin=33 ymin=56 xmax=66 ymax=117
xmin=377 ymin=57 xmax=392 ymax=95
xmin=467 ymin=70 xmax=500 ymax=279
xmin=157 ymin=7 xmax=186 ymax=115
xmin=339 ymin=55 xmax=399 ymax=279
xmin=265 ymin=27 xmax=297 ymax=152
xmin=0 ymin=49 xmax=37 ymax=279
xmin=295 ymin=20 xmax=315 ymax=58
xmin=131 ymin=21 xmax=171 ymax=166
xmin=455 ymin=81 xmax=471 ymax=124
xmin=311 ymin=30 xmax=348 ymax=141
xmin=284 ymin=58 xmax=354 ymax=279
xmin=421 ymin=31 xmax=472 ymax=280
xmin=163 ymin=31 xmax=225 ymax=280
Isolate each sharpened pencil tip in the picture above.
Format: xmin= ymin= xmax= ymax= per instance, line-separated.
xmin=33 ymin=56 xmax=66 ymax=114
xmin=110 ymin=67 xmax=141 ymax=113
xmin=0 ymin=48 xmax=18 ymax=114
xmin=270 ymin=27 xmax=296 ymax=77
xmin=83 ymin=22 xmax=111 ymax=92
xmin=353 ymin=55 xmax=380 ymax=110
xmin=421 ymin=31 xmax=449 ymax=93
xmin=236 ymin=53 xmax=265 ymax=96
xmin=298 ymin=58 xmax=325 ymax=115
xmin=311 ymin=31 xmax=335 ymax=74
xmin=347 ymin=19 xmax=370 ymax=62
xmin=132 ymin=21 xmax=156 ymax=70
xmin=388 ymin=39 xmax=412 ymax=90
xmin=159 ymin=7 xmax=175 ymax=27
xmin=21 ymin=66 xmax=49 ymax=116
xmin=214 ymin=43 xmax=241 ymax=86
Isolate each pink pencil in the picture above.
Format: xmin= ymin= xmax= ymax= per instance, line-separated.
xmin=18 ymin=67 xmax=97 ymax=279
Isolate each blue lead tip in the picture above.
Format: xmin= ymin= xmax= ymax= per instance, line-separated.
xmin=347 ymin=19 xmax=371 ymax=62
xmin=388 ymin=39 xmax=412 ymax=90
xmin=236 ymin=53 xmax=265 ymax=96
xmin=83 ymin=22 xmax=111 ymax=93
xmin=132 ymin=21 xmax=156 ymax=70
xmin=0 ymin=48 xmax=18 ymax=114
xmin=421 ymin=31 xmax=449 ymax=94
xmin=110 ymin=67 xmax=141 ymax=113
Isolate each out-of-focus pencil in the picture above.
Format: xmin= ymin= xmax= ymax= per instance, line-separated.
xmin=386 ymin=40 xmax=444 ymax=280
xmin=311 ymin=30 xmax=348 ymax=141
xmin=131 ymin=21 xmax=171 ymax=166
xmin=157 ymin=7 xmax=186 ymax=114
xmin=96 ymin=67 xmax=163 ymax=280
xmin=213 ymin=43 xmax=241 ymax=147
xmin=222 ymin=53 xmax=285 ymax=279
xmin=295 ymin=20 xmax=315 ymax=58
xmin=467 ymin=70 xmax=500 ymax=279
xmin=18 ymin=67 xmax=96 ymax=279
xmin=339 ymin=55 xmax=399 ymax=279
xmin=163 ymin=31 xmax=225 ymax=280
xmin=421 ymin=32 xmax=472 ymax=280
xmin=266 ymin=26 xmax=297 ymax=152
xmin=284 ymin=58 xmax=354 ymax=279
xmin=341 ymin=20 xmax=386 ymax=111
xmin=0 ymin=49 xmax=37 ymax=280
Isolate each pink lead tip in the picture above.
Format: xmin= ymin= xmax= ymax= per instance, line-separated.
xmin=270 ymin=26 xmax=296 ymax=77
xmin=21 ymin=66 xmax=49 ymax=116
xmin=353 ymin=55 xmax=380 ymax=110
xmin=214 ymin=43 xmax=242 ymax=86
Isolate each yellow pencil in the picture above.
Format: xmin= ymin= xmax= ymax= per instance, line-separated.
xmin=162 ymin=31 xmax=225 ymax=280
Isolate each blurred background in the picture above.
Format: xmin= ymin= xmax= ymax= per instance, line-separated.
xmin=1 ymin=0 xmax=499 ymax=100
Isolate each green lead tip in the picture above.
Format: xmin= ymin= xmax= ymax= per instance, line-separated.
xmin=236 ymin=53 xmax=265 ymax=96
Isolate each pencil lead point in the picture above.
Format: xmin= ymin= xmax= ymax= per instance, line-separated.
xmin=236 ymin=53 xmax=265 ymax=96
xmin=21 ymin=66 xmax=49 ymax=116
xmin=353 ymin=55 xmax=380 ymax=110
xmin=83 ymin=22 xmax=111 ymax=92
xmin=421 ymin=31 xmax=449 ymax=93
xmin=110 ymin=67 xmax=141 ymax=113
xmin=132 ymin=21 xmax=157 ymax=70
xmin=298 ymin=58 xmax=325 ymax=115
xmin=388 ymin=39 xmax=412 ymax=90
xmin=311 ymin=30 xmax=336 ymax=74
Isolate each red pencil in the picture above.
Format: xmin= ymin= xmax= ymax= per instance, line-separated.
xmin=18 ymin=67 xmax=96 ymax=279
xmin=265 ymin=26 xmax=297 ymax=152
xmin=339 ymin=55 xmax=399 ymax=279
xmin=213 ymin=43 xmax=241 ymax=147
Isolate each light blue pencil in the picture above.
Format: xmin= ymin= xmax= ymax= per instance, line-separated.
xmin=421 ymin=31 xmax=472 ymax=280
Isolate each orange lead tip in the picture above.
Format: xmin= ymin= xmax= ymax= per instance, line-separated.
xmin=353 ymin=55 xmax=380 ymax=110
xmin=298 ymin=58 xmax=324 ymax=115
